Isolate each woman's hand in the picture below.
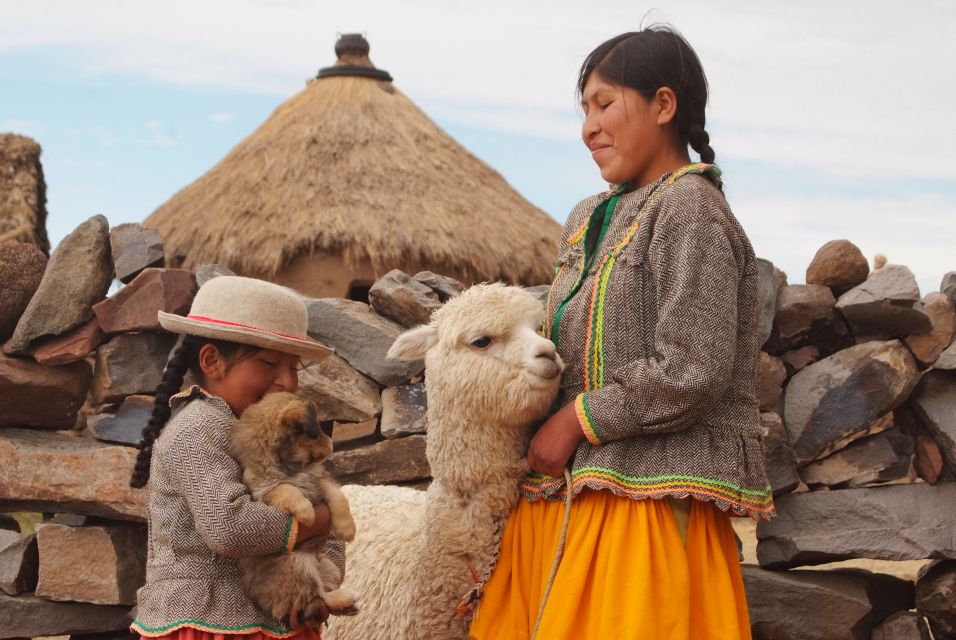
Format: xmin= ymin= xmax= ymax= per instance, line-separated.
xmin=527 ymin=400 xmax=585 ymax=477
xmin=296 ymin=502 xmax=331 ymax=545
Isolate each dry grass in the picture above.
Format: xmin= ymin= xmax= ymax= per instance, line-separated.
xmin=145 ymin=58 xmax=561 ymax=286
xmin=0 ymin=133 xmax=50 ymax=254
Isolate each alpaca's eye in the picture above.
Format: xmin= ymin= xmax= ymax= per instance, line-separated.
xmin=470 ymin=336 xmax=492 ymax=349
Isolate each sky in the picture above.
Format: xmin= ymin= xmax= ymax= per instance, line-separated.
xmin=2 ymin=0 xmax=954 ymax=294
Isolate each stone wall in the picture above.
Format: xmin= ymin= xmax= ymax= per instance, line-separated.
xmin=0 ymin=218 xmax=954 ymax=639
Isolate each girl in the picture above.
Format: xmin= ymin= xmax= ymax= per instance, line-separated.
xmin=470 ymin=26 xmax=773 ymax=640
xmin=129 ymin=275 xmax=343 ymax=639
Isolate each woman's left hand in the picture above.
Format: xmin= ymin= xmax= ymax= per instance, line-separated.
xmin=527 ymin=400 xmax=586 ymax=477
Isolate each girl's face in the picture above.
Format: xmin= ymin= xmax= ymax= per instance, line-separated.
xmin=580 ymin=72 xmax=675 ymax=187
xmin=200 ymin=346 xmax=301 ymax=416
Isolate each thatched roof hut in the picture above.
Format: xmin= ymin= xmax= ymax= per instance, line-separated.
xmin=145 ymin=34 xmax=561 ymax=298
xmin=0 ymin=133 xmax=50 ymax=254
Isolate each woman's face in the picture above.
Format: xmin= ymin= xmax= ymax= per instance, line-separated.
xmin=200 ymin=346 xmax=301 ymax=415
xmin=580 ymin=72 xmax=671 ymax=186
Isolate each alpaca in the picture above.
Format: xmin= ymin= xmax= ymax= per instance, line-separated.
xmin=325 ymin=283 xmax=563 ymax=640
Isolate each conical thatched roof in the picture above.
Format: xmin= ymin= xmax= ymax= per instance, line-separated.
xmin=146 ymin=34 xmax=561 ymax=286
xmin=0 ymin=133 xmax=50 ymax=254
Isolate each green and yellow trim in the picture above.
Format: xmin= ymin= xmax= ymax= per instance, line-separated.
xmin=131 ymin=619 xmax=295 ymax=638
xmin=521 ymin=466 xmax=774 ymax=517
xmin=575 ymin=394 xmax=602 ymax=445
xmin=282 ymin=515 xmax=298 ymax=554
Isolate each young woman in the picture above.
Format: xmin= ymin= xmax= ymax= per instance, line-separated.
xmin=470 ymin=27 xmax=773 ymax=640
xmin=129 ymin=276 xmax=343 ymax=639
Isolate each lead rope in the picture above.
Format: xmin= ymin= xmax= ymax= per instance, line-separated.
xmin=531 ymin=467 xmax=574 ymax=640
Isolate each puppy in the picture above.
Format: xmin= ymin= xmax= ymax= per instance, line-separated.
xmin=229 ymin=391 xmax=360 ymax=624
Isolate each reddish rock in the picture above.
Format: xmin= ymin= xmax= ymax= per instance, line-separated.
xmin=914 ymin=435 xmax=944 ymax=484
xmin=758 ymin=352 xmax=786 ymax=410
xmin=369 ymin=269 xmax=442 ymax=328
xmin=0 ymin=352 xmax=92 ymax=428
xmin=805 ymin=239 xmax=870 ymax=295
xmin=0 ymin=428 xmax=146 ymax=521
xmin=91 ymin=332 xmax=178 ymax=404
xmin=93 ymin=267 xmax=196 ymax=333
xmin=904 ymin=292 xmax=956 ymax=366
xmin=28 ymin=317 xmax=104 ymax=366
xmin=0 ymin=241 xmax=47 ymax=341
xmin=6 ymin=214 xmax=113 ymax=352
xmin=35 ymin=523 xmax=146 ymax=605
xmin=109 ymin=222 xmax=164 ymax=283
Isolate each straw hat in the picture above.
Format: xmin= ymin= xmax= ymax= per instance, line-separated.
xmin=158 ymin=276 xmax=332 ymax=361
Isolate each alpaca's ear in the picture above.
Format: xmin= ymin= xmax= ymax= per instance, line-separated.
xmin=388 ymin=325 xmax=437 ymax=360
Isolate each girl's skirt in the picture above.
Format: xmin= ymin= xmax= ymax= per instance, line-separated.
xmin=469 ymin=488 xmax=752 ymax=640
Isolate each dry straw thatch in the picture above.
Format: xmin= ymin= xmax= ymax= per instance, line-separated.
xmin=146 ymin=35 xmax=561 ymax=286
xmin=0 ymin=133 xmax=50 ymax=254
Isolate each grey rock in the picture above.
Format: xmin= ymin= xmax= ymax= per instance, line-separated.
xmin=915 ymin=560 xmax=956 ymax=639
xmin=742 ymin=565 xmax=872 ymax=640
xmin=798 ymin=424 xmax=914 ymax=489
xmin=306 ymin=298 xmax=424 ymax=386
xmin=0 ymin=530 xmax=37 ymax=595
xmin=904 ymin=292 xmax=956 ymax=367
xmin=413 ymin=271 xmax=464 ymax=302
xmin=0 ymin=352 xmax=92 ymax=429
xmin=836 ymin=264 xmax=933 ymax=338
xmin=758 ymin=352 xmax=786 ymax=410
xmin=780 ymin=345 xmax=820 ymax=373
xmin=756 ymin=483 xmax=956 ymax=569
xmin=870 ymin=611 xmax=931 ymax=640
xmin=35 ymin=522 xmax=146 ymax=606
xmin=381 ymin=383 xmax=427 ymax=439
xmin=368 ymin=269 xmax=442 ymax=328
xmin=773 ymin=284 xmax=836 ymax=340
xmin=941 ymin=271 xmax=956 ymax=308
xmin=911 ymin=370 xmax=956 ymax=481
xmin=0 ymin=428 xmax=146 ymax=522
xmin=327 ymin=434 xmax=429 ymax=485
xmin=88 ymin=395 xmax=154 ymax=446
xmin=832 ymin=568 xmax=915 ymax=625
xmin=755 ymin=258 xmax=780 ymax=347
xmin=91 ymin=332 xmax=177 ymax=404
xmin=936 ymin=339 xmax=956 ymax=370
xmin=761 ymin=412 xmax=800 ymax=496
xmin=805 ymin=239 xmax=870 ymax=296
xmin=0 ymin=241 xmax=47 ymax=342
xmin=0 ymin=514 xmax=17 ymax=531
xmin=297 ymin=353 xmax=381 ymax=423
xmin=194 ymin=263 xmax=236 ymax=286
xmin=783 ymin=340 xmax=919 ymax=464
xmin=109 ymin=222 xmax=164 ymax=283
xmin=0 ymin=592 xmax=132 ymax=637
xmin=7 ymin=214 xmax=113 ymax=352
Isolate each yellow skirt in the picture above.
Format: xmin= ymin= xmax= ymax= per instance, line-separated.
xmin=469 ymin=489 xmax=751 ymax=640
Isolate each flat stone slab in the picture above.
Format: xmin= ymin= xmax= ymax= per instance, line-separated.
xmin=0 ymin=530 xmax=37 ymax=595
xmin=836 ymin=264 xmax=933 ymax=338
xmin=0 ymin=428 xmax=146 ymax=521
xmin=756 ymin=483 xmax=956 ymax=569
xmin=0 ymin=352 xmax=92 ymax=429
xmin=306 ymin=298 xmax=424 ymax=386
xmin=7 ymin=214 xmax=113 ymax=352
xmin=798 ymin=424 xmax=913 ymax=489
xmin=870 ymin=611 xmax=931 ymax=640
xmin=783 ymin=339 xmax=918 ymax=464
xmin=904 ymin=292 xmax=956 ymax=367
xmin=0 ymin=592 xmax=132 ymax=637
xmin=28 ymin=317 xmax=104 ymax=366
xmin=328 ymin=434 xmax=429 ymax=485
xmin=412 ymin=271 xmax=464 ymax=302
xmin=773 ymin=284 xmax=835 ymax=340
xmin=297 ymin=352 xmax=381 ymax=423
xmin=368 ymin=269 xmax=442 ymax=328
xmin=93 ymin=267 xmax=196 ymax=333
xmin=381 ymin=383 xmax=427 ymax=439
xmin=109 ymin=222 xmax=164 ymax=283
xmin=88 ymin=394 xmax=154 ymax=446
xmin=742 ymin=565 xmax=872 ymax=640
xmin=92 ymin=332 xmax=177 ymax=404
xmin=35 ymin=523 xmax=146 ymax=605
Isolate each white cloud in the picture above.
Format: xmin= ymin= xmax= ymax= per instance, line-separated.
xmin=208 ymin=112 xmax=235 ymax=124
xmin=2 ymin=119 xmax=44 ymax=135
xmin=139 ymin=120 xmax=176 ymax=146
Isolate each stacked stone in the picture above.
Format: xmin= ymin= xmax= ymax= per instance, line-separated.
xmin=749 ymin=239 xmax=956 ymax=640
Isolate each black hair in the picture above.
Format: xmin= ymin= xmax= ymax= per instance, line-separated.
xmin=578 ymin=26 xmax=716 ymax=164
xmin=129 ymin=336 xmax=258 ymax=488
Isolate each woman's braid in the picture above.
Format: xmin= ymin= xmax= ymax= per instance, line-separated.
xmin=129 ymin=338 xmax=199 ymax=488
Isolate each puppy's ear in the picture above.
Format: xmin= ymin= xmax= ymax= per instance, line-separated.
xmin=302 ymin=402 xmax=321 ymax=439
xmin=388 ymin=325 xmax=437 ymax=361
xmin=277 ymin=398 xmax=307 ymax=431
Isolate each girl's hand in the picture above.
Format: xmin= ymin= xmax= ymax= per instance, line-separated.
xmin=527 ymin=401 xmax=585 ymax=477
xmin=296 ymin=502 xmax=331 ymax=545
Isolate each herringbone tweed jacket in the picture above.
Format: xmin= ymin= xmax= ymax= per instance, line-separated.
xmin=131 ymin=386 xmax=345 ymax=638
xmin=521 ymin=164 xmax=774 ymax=520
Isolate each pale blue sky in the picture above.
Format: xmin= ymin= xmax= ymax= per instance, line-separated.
xmin=2 ymin=1 xmax=954 ymax=294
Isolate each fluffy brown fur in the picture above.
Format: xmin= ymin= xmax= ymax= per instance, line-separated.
xmin=229 ymin=391 xmax=360 ymax=624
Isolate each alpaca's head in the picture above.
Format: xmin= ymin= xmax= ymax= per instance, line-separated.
xmin=388 ymin=283 xmax=563 ymax=428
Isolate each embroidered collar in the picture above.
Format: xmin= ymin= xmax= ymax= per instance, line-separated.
xmin=169 ymin=385 xmax=234 ymax=417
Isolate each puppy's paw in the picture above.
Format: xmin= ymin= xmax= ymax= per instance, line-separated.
xmin=293 ymin=497 xmax=315 ymax=526
xmin=332 ymin=513 xmax=356 ymax=542
xmin=321 ymin=587 xmax=361 ymax=616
